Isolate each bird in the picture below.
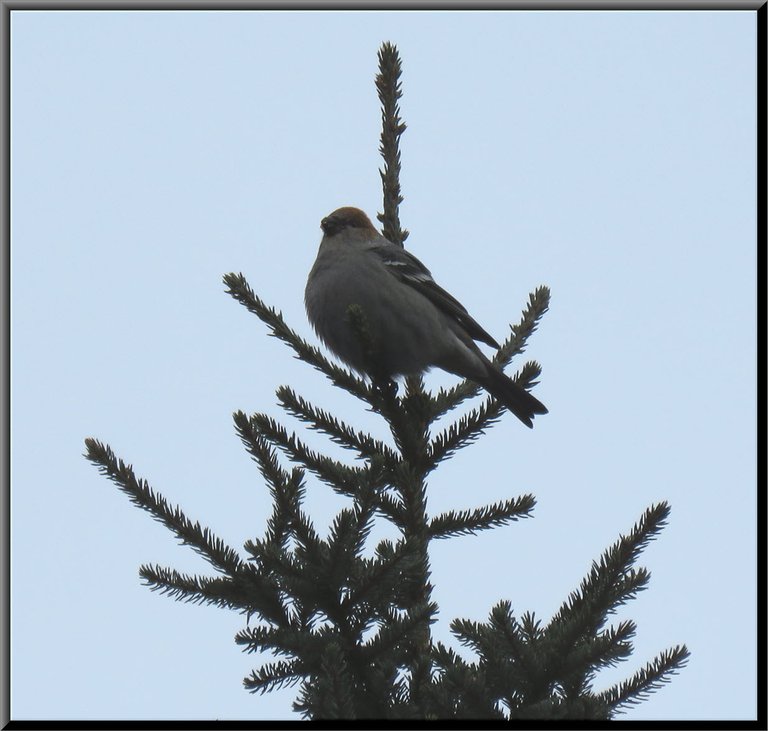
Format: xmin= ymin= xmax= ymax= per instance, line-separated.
xmin=304 ymin=206 xmax=547 ymax=428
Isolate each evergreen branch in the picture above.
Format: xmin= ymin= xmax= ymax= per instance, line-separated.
xmin=359 ymin=602 xmax=437 ymax=661
xmin=325 ymin=509 xmax=365 ymax=595
xmin=372 ymin=491 xmax=408 ymax=529
xmin=327 ymin=482 xmax=378 ymax=585
xmin=371 ymin=382 xmax=430 ymax=467
xmin=233 ymin=409 xmax=293 ymax=497
xmin=594 ymin=502 xmax=671 ymax=586
xmin=431 ymin=285 xmax=549 ymax=419
xmin=496 ymin=286 xmax=551 ymax=371
xmin=248 ymin=412 xmax=367 ymax=496
xmin=451 ymin=616 xmax=502 ymax=665
xmin=244 ymin=659 xmax=303 ymax=695
xmin=377 ymin=440 xmax=434 ymax=711
xmin=233 ymin=410 xmax=311 ymax=550
xmin=235 ymin=624 xmax=324 ymax=660
xmin=486 ymin=617 xmax=544 ymax=713
xmin=263 ymin=469 xmax=307 ymax=550
xmin=270 ymin=478 xmax=325 ymax=566
xmin=345 ymin=539 xmax=422 ymax=612
xmin=84 ymin=438 xmax=242 ymax=575
xmin=548 ymin=503 xmax=671 ymax=640
xmin=307 ymin=643 xmax=357 ymax=719
xmin=531 ymin=506 xmax=670 ymax=702
xmin=402 ymin=374 xmax=428 ymax=418
xmin=427 ymin=399 xmax=503 ymax=469
xmin=245 ymin=477 xmax=326 ymax=595
xmin=598 ymin=645 xmax=691 ymax=713
xmin=488 ymin=601 xmax=538 ymax=672
xmin=244 ymin=537 xmax=304 ymax=580
xmin=223 ymin=272 xmax=373 ymax=403
xmin=609 ymin=567 xmax=652 ymax=610
xmin=429 ymin=495 xmax=536 ymax=539
xmin=276 ymin=385 xmax=400 ymax=465
xmin=593 ymin=620 xmax=637 ymax=668
xmin=432 ymin=641 xmax=472 ymax=675
xmin=236 ymin=624 xmax=286 ymax=654
xmin=287 ymin=519 xmax=329 ymax=584
xmin=443 ymin=603 xmax=601 ymax=718
xmin=553 ymin=566 xmax=652 ymax=638
xmin=139 ymin=565 xmax=248 ymax=610
xmin=558 ymin=620 xmax=636 ymax=684
xmin=515 ymin=360 xmax=544 ymax=388
xmin=519 ymin=610 xmax=544 ymax=641
xmin=247 ymin=411 xmax=404 ymax=525
xmin=404 ymin=373 xmax=425 ymax=399
xmin=509 ymin=694 xmax=610 ymax=722
xmin=430 ymin=642 xmax=504 ymax=720
xmin=138 ymin=564 xmax=284 ymax=625
xmin=246 ymin=525 xmax=352 ymax=626
xmin=244 ymin=538 xmax=327 ymax=615
xmin=484 ymin=603 xmax=560 ymax=709
xmin=375 ymin=41 xmax=408 ymax=246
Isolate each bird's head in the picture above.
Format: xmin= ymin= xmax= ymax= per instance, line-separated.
xmin=320 ymin=207 xmax=377 ymax=237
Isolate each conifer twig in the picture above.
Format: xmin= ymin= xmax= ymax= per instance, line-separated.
xmin=83 ymin=438 xmax=242 ymax=575
xmin=276 ymin=386 xmax=401 ymax=465
xmin=376 ymin=42 xmax=408 ymax=247
xmin=428 ymin=495 xmax=536 ymax=539
xmin=547 ymin=502 xmax=671 ymax=640
xmin=139 ymin=564 xmax=285 ymax=621
xmin=598 ymin=645 xmax=691 ymax=712
xmin=248 ymin=412 xmax=372 ymax=496
xmin=224 ymin=272 xmax=373 ymax=404
xmin=495 ymin=286 xmax=551 ymax=369
xmin=426 ymin=399 xmax=504 ymax=470
xmin=244 ymin=660 xmax=303 ymax=694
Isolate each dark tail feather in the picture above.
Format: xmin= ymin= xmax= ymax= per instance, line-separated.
xmin=479 ymin=365 xmax=548 ymax=428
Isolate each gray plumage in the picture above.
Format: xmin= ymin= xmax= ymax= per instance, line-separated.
xmin=305 ymin=207 xmax=548 ymax=428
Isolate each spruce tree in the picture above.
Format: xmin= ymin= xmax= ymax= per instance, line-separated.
xmin=84 ymin=42 xmax=689 ymax=720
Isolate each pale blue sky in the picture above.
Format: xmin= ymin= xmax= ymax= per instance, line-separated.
xmin=10 ymin=9 xmax=757 ymax=721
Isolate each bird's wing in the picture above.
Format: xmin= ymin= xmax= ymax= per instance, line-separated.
xmin=370 ymin=243 xmax=501 ymax=349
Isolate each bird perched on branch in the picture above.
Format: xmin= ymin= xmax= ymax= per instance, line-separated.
xmin=305 ymin=206 xmax=548 ymax=428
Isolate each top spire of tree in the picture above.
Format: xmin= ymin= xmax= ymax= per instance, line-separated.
xmin=84 ymin=41 xmax=689 ymax=720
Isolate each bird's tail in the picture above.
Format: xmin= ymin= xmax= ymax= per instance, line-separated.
xmin=478 ymin=365 xmax=548 ymax=429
